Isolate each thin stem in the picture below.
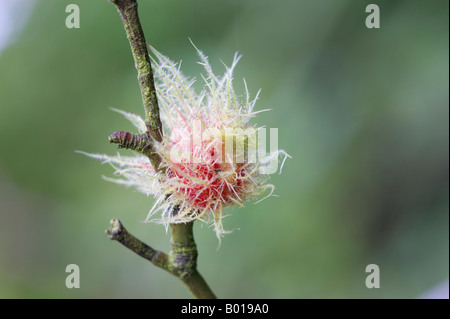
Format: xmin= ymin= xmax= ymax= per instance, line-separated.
xmin=109 ymin=0 xmax=162 ymax=169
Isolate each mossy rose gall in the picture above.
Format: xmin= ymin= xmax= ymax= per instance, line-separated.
xmin=80 ymin=43 xmax=289 ymax=240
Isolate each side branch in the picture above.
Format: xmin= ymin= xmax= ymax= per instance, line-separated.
xmin=106 ymin=219 xmax=217 ymax=299
xmin=108 ymin=131 xmax=154 ymax=158
xmin=106 ymin=218 xmax=169 ymax=271
xmin=109 ymin=0 xmax=163 ymax=168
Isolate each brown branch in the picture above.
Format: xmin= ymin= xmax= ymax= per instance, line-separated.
xmin=106 ymin=218 xmax=169 ymax=270
xmin=107 ymin=219 xmax=216 ymax=299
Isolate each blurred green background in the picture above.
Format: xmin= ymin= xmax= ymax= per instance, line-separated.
xmin=0 ymin=0 xmax=448 ymax=298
